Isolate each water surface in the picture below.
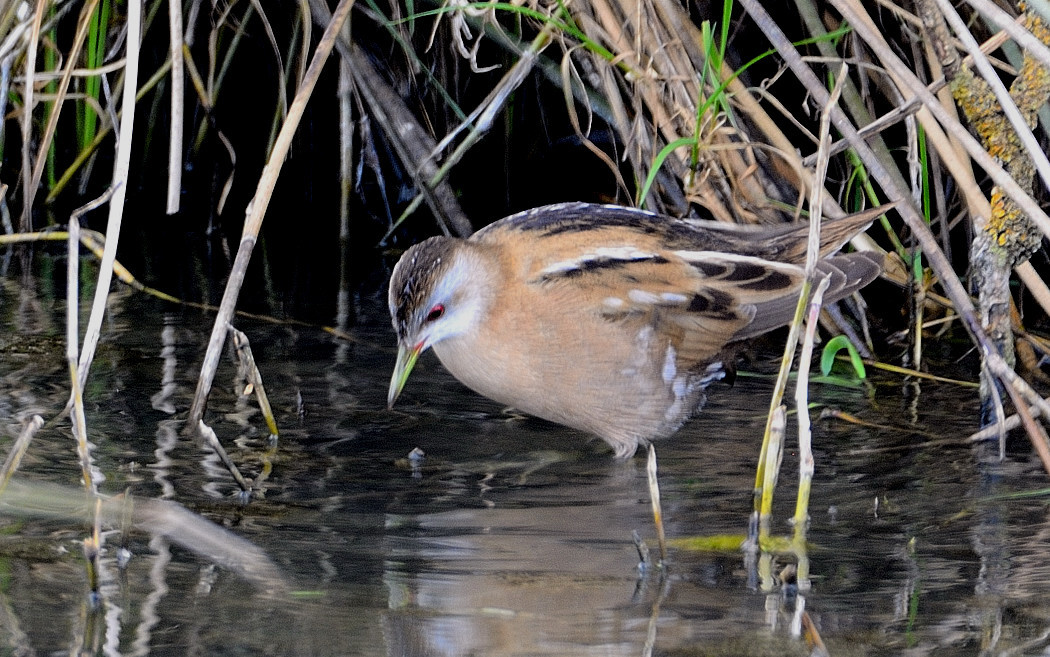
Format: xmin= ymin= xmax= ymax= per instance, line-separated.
xmin=1 ymin=256 xmax=1049 ymax=656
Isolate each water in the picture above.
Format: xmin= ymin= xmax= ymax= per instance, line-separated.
xmin=2 ymin=254 xmax=1050 ymax=656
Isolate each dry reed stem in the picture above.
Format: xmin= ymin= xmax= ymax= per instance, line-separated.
xmin=742 ymin=0 xmax=1050 ymax=471
xmin=230 ymin=327 xmax=280 ymax=438
xmin=754 ymin=274 xmax=811 ymax=518
xmin=934 ymin=0 xmax=1050 ymax=260
xmin=346 ymin=45 xmax=472 ymax=236
xmin=570 ymin=0 xmax=791 ymax=218
xmin=66 ymin=217 xmax=94 ymax=492
xmin=405 ymin=21 xmax=558 ymax=227
xmin=832 ymin=0 xmax=1050 ymax=238
xmin=197 ymin=421 xmax=251 ymax=495
xmin=189 ymin=0 xmax=354 ymax=427
xmin=75 ymin=0 xmax=140 ymax=393
xmin=338 ymin=51 xmax=353 ymax=244
xmin=19 ymin=0 xmax=45 ymax=232
xmin=757 ymin=405 xmax=785 ymax=544
xmin=968 ymin=0 xmax=1050 ymax=71
xmin=645 ymin=444 xmax=666 ymax=565
xmin=0 ymin=415 xmax=43 ymax=496
xmin=791 ymin=274 xmax=829 ymax=593
xmin=167 ymin=0 xmax=185 ymax=214
xmin=788 ymin=69 xmax=846 ymax=584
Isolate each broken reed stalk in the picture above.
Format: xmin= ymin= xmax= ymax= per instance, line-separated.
xmin=229 ymin=327 xmax=281 ymax=490
xmin=188 ymin=0 xmax=353 ymax=428
xmin=755 ymin=62 xmax=848 ymax=553
xmin=0 ymin=416 xmax=44 ymax=496
xmin=646 ymin=444 xmax=667 ymax=565
xmin=758 ymin=405 xmax=786 ymax=544
xmin=19 ymin=0 xmax=45 ymax=232
xmin=197 ymin=421 xmax=252 ymax=496
xmin=754 ymin=287 xmax=805 ymax=528
xmin=390 ymin=21 xmax=556 ymax=234
xmin=230 ymin=328 xmax=280 ymax=438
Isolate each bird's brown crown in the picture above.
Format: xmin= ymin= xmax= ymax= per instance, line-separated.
xmin=388 ymin=236 xmax=461 ymax=342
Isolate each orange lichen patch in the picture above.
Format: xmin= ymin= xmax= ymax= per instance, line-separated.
xmin=987 ymin=187 xmax=1037 ymax=254
xmin=947 ymin=4 xmax=1050 ymax=267
xmin=1011 ymin=8 xmax=1050 ymax=137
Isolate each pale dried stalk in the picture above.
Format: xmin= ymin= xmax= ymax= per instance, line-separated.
xmin=831 ymin=0 xmax=1050 ymax=238
xmin=968 ymin=0 xmax=1050 ymax=71
xmin=575 ymin=0 xmax=778 ymax=218
xmin=67 ymin=217 xmax=93 ymax=492
xmin=19 ymin=0 xmax=45 ymax=232
xmin=739 ymin=0 xmax=1050 ymax=470
xmin=76 ymin=0 xmax=142 ymax=391
xmin=189 ymin=0 xmax=354 ymax=426
xmin=0 ymin=416 xmax=44 ymax=496
xmin=167 ymin=0 xmax=185 ymax=214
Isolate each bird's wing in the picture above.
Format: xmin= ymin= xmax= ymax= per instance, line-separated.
xmin=474 ymin=202 xmax=882 ymax=369
xmin=530 ymin=248 xmax=809 ymax=364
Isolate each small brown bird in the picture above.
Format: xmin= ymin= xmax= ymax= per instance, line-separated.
xmin=388 ymin=202 xmax=886 ymax=458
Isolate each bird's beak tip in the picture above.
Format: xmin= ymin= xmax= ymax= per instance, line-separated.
xmin=387 ymin=342 xmax=422 ymax=409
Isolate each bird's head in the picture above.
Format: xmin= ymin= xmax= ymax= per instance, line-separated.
xmin=387 ymin=236 xmax=488 ymax=408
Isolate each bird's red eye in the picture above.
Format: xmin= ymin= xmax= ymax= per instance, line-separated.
xmin=425 ymin=304 xmax=445 ymax=322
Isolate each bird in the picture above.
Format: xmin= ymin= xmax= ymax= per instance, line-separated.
xmin=387 ymin=202 xmax=887 ymax=458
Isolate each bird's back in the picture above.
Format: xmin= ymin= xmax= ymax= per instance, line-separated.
xmin=441 ymin=202 xmax=885 ymax=456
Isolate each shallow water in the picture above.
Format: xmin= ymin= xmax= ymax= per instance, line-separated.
xmin=2 ymin=256 xmax=1050 ymax=656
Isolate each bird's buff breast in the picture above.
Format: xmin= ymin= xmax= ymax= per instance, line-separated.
xmin=430 ymin=313 xmax=710 ymax=448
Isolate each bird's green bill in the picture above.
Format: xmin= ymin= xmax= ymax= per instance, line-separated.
xmin=387 ymin=343 xmax=423 ymax=408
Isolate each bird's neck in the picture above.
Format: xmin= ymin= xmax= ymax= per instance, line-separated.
xmin=449 ymin=240 xmax=504 ymax=335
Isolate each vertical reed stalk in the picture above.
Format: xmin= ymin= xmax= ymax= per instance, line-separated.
xmin=791 ymin=274 xmax=829 ymax=590
xmin=75 ymin=0 xmax=141 ymax=390
xmin=167 ymin=0 xmax=185 ymax=214
xmin=20 ymin=0 xmax=46 ymax=231
xmin=66 ymin=217 xmax=93 ymax=492
xmin=646 ymin=444 xmax=666 ymax=565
